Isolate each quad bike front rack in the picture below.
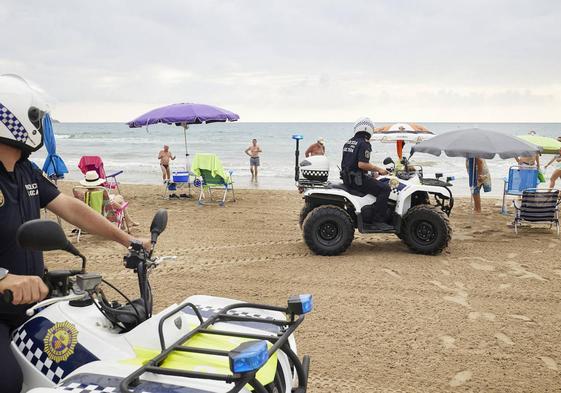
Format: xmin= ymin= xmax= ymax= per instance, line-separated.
xmin=120 ymin=297 xmax=312 ymax=393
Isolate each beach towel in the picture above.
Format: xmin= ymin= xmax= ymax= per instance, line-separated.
xmin=191 ymin=153 xmax=230 ymax=182
xmin=467 ymin=158 xmax=491 ymax=193
xmin=84 ymin=190 xmax=105 ymax=214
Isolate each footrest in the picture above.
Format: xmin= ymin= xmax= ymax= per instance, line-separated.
xmin=362 ymin=224 xmax=396 ymax=234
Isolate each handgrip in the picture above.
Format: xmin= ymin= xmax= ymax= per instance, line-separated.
xmin=1 ymin=290 xmax=13 ymax=304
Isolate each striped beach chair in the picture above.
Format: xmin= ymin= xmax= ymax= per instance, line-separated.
xmin=513 ymin=188 xmax=560 ymax=236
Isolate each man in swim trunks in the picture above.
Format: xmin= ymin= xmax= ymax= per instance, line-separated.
xmin=245 ymin=139 xmax=262 ymax=182
xmin=305 ymin=137 xmax=326 ymax=157
xmin=158 ymin=145 xmax=176 ymax=182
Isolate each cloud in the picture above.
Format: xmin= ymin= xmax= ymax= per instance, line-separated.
xmin=0 ymin=0 xmax=560 ymax=121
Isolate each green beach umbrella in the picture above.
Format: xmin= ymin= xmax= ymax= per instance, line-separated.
xmin=517 ymin=134 xmax=561 ymax=154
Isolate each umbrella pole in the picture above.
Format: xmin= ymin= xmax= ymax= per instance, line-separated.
xmin=183 ymin=125 xmax=190 ymax=171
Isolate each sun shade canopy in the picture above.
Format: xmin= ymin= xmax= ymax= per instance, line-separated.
xmin=411 ymin=128 xmax=542 ymax=159
xmin=127 ymin=103 xmax=239 ymax=128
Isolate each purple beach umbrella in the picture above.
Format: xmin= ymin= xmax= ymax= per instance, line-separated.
xmin=127 ymin=103 xmax=239 ymax=168
xmin=127 ymin=102 xmax=239 ymax=128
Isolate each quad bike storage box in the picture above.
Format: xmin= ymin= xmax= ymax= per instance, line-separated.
xmin=300 ymin=155 xmax=329 ymax=182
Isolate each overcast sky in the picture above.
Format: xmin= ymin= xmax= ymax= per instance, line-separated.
xmin=1 ymin=0 xmax=560 ymax=122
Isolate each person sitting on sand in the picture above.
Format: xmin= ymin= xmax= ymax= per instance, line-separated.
xmin=466 ymin=158 xmax=491 ymax=213
xmin=158 ymin=145 xmax=176 ymax=182
xmin=305 ymin=138 xmax=326 ymax=157
xmin=79 ymin=171 xmax=139 ymax=228
xmin=544 ymin=148 xmax=561 ymax=189
xmin=245 ymin=139 xmax=262 ymax=182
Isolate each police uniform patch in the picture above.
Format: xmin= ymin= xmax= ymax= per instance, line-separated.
xmin=44 ymin=321 xmax=79 ymax=362
xmin=365 ymin=150 xmax=370 ymax=159
xmin=42 ymin=170 xmax=56 ymax=185
xmin=0 ymin=189 xmax=4 ymax=208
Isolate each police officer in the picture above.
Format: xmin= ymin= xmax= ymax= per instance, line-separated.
xmin=341 ymin=117 xmax=392 ymax=230
xmin=0 ymin=75 xmax=148 ymax=393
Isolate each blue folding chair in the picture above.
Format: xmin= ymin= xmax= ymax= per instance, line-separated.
xmin=501 ymin=166 xmax=538 ymax=214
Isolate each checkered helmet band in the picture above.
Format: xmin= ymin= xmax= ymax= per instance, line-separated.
xmin=0 ymin=102 xmax=29 ymax=142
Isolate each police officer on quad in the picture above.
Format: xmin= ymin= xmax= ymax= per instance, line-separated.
xmin=341 ymin=117 xmax=392 ymax=230
xmin=0 ymin=75 xmax=149 ymax=393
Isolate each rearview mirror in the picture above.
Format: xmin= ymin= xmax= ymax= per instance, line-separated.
xmin=17 ymin=219 xmax=71 ymax=252
xmin=150 ymin=209 xmax=168 ymax=241
xmin=383 ymin=157 xmax=394 ymax=165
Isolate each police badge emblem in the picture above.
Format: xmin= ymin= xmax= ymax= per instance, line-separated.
xmin=0 ymin=189 xmax=4 ymax=208
xmin=44 ymin=321 xmax=79 ymax=362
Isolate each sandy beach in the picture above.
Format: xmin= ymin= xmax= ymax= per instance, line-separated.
xmin=46 ymin=182 xmax=561 ymax=393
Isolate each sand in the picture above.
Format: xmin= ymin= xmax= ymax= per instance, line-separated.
xmin=46 ymin=182 xmax=561 ymax=392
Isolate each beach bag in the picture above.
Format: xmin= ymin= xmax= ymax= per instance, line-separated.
xmin=538 ymin=170 xmax=545 ymax=183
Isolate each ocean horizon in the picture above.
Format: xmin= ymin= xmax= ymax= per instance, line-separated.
xmin=32 ymin=121 xmax=561 ymax=197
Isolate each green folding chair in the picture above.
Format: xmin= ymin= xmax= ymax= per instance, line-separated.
xmin=192 ymin=153 xmax=236 ymax=206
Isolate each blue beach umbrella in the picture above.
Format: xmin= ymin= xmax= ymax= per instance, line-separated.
xmin=41 ymin=113 xmax=68 ymax=179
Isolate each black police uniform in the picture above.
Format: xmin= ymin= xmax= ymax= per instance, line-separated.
xmin=340 ymin=132 xmax=390 ymax=223
xmin=0 ymin=157 xmax=60 ymax=393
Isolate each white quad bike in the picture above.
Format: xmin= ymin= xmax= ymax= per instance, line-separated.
xmin=297 ymin=154 xmax=454 ymax=256
xmin=2 ymin=210 xmax=311 ymax=393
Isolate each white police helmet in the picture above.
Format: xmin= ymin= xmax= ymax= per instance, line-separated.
xmin=0 ymin=74 xmax=51 ymax=153
xmin=353 ymin=117 xmax=375 ymax=136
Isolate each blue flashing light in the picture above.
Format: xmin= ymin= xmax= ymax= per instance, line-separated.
xmin=229 ymin=340 xmax=269 ymax=374
xmin=287 ymin=294 xmax=313 ymax=315
xmin=292 ymin=134 xmax=304 ymax=140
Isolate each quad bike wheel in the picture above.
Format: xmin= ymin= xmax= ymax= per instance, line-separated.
xmin=400 ymin=204 xmax=451 ymax=255
xmin=303 ymin=205 xmax=354 ymax=256
xmin=299 ymin=202 xmax=315 ymax=229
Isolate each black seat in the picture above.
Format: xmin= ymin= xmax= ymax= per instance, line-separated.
xmin=329 ymin=182 xmax=368 ymax=197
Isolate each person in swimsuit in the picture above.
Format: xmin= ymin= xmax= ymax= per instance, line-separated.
xmin=515 ymin=153 xmax=540 ymax=169
xmin=245 ymin=139 xmax=262 ymax=182
xmin=305 ymin=138 xmax=326 ymax=157
xmin=158 ymin=145 xmax=176 ymax=182
xmin=544 ymin=148 xmax=561 ymax=189
xmin=466 ymin=157 xmax=491 ymax=213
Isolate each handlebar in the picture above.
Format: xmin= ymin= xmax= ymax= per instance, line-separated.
xmin=1 ymin=290 xmax=13 ymax=304
xmin=26 ymin=292 xmax=88 ymax=316
xmin=1 ymin=289 xmax=86 ymax=316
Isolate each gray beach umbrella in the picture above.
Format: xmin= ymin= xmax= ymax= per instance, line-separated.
xmin=410 ymin=128 xmax=542 ymax=159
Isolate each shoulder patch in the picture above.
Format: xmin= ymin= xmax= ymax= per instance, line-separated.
xmin=365 ymin=150 xmax=370 ymax=159
xmin=41 ymin=171 xmax=57 ymax=185
xmin=0 ymin=189 xmax=4 ymax=208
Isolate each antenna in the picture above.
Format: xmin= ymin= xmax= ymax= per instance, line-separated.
xmin=292 ymin=134 xmax=304 ymax=182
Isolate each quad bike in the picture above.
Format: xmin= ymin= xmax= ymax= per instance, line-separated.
xmin=1 ymin=210 xmax=311 ymax=392
xmin=292 ymin=136 xmax=454 ymax=255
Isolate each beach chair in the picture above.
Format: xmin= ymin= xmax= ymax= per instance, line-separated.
xmin=192 ymin=153 xmax=235 ymax=206
xmin=78 ymin=155 xmax=124 ymax=195
xmin=513 ymin=188 xmax=560 ymax=236
xmin=501 ymin=166 xmax=539 ymax=214
xmin=72 ymin=186 xmax=129 ymax=241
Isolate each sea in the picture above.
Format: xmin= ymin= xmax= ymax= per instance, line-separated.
xmin=31 ymin=122 xmax=561 ymax=197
